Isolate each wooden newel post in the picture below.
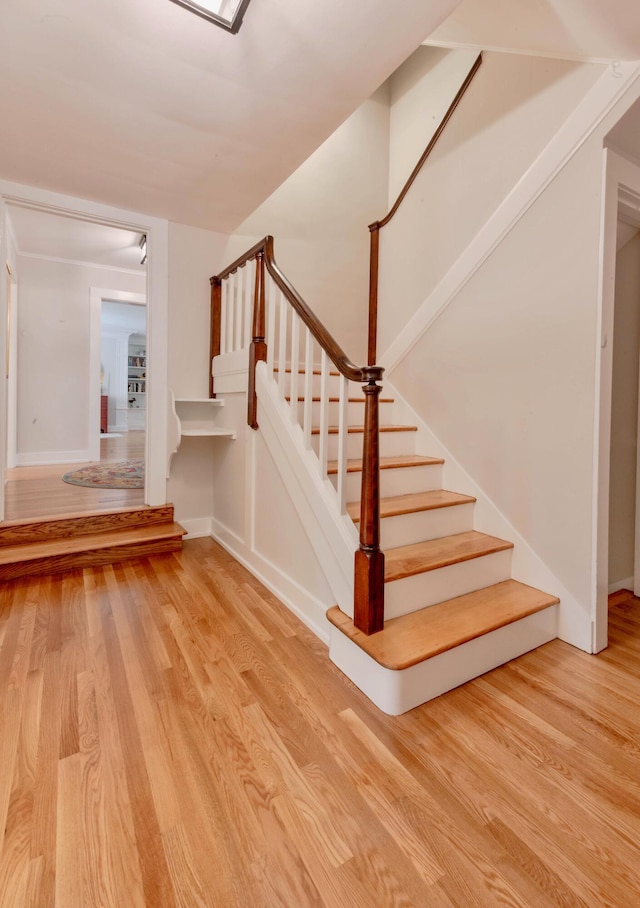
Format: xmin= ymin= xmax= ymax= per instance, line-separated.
xmin=248 ymin=251 xmax=267 ymax=429
xmin=354 ymin=378 xmax=384 ymax=634
xmin=367 ymin=223 xmax=380 ymax=367
xmin=209 ymin=277 xmax=222 ymax=399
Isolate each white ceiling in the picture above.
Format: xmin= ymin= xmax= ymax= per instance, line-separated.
xmin=7 ymin=204 xmax=146 ymax=272
xmin=428 ymin=0 xmax=640 ymax=62
xmin=0 ymin=0 xmax=460 ymax=234
xmin=4 ymin=0 xmax=640 ymax=246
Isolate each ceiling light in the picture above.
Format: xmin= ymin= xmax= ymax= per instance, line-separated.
xmin=168 ymin=0 xmax=252 ymax=33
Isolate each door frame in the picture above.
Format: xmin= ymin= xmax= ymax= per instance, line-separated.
xmin=89 ymin=289 xmax=147 ymax=461
xmin=0 ymin=179 xmax=169 ymax=515
xmin=594 ymin=149 xmax=640 ymax=650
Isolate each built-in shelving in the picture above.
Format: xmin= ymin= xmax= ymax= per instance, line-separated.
xmin=127 ymin=339 xmax=147 ymax=429
xmin=174 ymin=398 xmax=236 ymax=438
xmin=167 ymin=393 xmax=236 ymax=474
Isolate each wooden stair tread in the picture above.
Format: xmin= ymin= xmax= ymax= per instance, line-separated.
xmin=285 ymin=396 xmax=394 ymax=403
xmin=385 ymin=531 xmax=513 ymax=582
xmin=327 ymin=454 xmax=443 ymax=475
xmin=312 ymin=424 xmax=416 ymax=435
xmin=347 ymin=489 xmax=476 ymax=522
xmin=326 ymin=580 xmax=559 ymax=670
xmin=0 ymin=522 xmax=186 ymax=565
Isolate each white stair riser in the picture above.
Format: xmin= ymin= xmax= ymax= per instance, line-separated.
xmin=335 ymin=463 xmax=444 ymax=502
xmin=313 ymin=429 xmax=416 ymax=461
xmin=384 ymin=549 xmax=513 ymax=620
xmin=291 ymin=399 xmax=395 ymax=426
xmin=376 ymin=502 xmax=474 ymax=549
xmin=328 ymin=605 xmax=558 ymax=715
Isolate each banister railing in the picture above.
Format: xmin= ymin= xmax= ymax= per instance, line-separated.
xmin=367 ymin=51 xmax=482 ymax=365
xmin=210 ymin=236 xmax=385 ymax=635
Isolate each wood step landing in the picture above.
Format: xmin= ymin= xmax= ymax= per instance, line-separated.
xmin=0 ymin=505 xmax=186 ymax=580
xmin=327 ymin=580 xmax=559 ymax=670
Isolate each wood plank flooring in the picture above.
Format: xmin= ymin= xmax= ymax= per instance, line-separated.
xmin=4 ymin=433 xmax=145 ymax=521
xmin=1 ymin=544 xmax=640 ymax=907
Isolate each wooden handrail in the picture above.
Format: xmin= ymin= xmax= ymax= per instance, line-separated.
xmin=211 ymin=237 xmax=383 ymax=386
xmin=367 ymin=51 xmax=482 ymax=364
xmin=210 ymin=236 xmax=385 ymax=635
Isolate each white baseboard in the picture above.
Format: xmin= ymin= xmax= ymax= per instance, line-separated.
xmin=108 ymin=424 xmax=128 ymax=433
xmin=16 ymin=449 xmax=90 ymax=466
xmin=179 ymin=516 xmax=214 ymax=539
xmin=608 ymin=576 xmax=633 ymax=595
xmin=211 ymin=516 xmax=331 ymax=645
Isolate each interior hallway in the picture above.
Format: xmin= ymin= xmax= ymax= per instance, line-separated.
xmin=0 ymin=538 xmax=638 ymax=907
xmin=3 ymin=431 xmax=145 ymax=521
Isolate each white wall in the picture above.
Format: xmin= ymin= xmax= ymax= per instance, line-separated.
xmin=391 ymin=140 xmax=604 ymax=638
xmin=166 ymin=222 xmax=230 ymax=522
xmin=388 ymin=45 xmax=480 ymax=204
xmin=17 ymin=257 xmax=145 ymax=462
xmin=224 ymin=87 xmax=391 ymax=364
xmin=378 ymin=49 xmax=604 ymax=355
xmin=609 ymin=232 xmax=640 ymax=588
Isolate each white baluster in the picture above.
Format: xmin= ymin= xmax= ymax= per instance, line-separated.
xmin=235 ymin=264 xmax=244 ymax=351
xmin=317 ymin=349 xmax=330 ymax=477
xmin=289 ymin=313 xmax=300 ymax=423
xmin=303 ymin=328 xmax=313 ymax=449
xmin=278 ymin=290 xmax=287 ymax=398
xmin=336 ymin=374 xmax=349 ymax=513
xmin=243 ymin=261 xmax=252 ymax=349
xmin=266 ymin=275 xmax=276 ymax=372
xmin=220 ymin=279 xmax=228 ymax=355
xmin=227 ymin=271 xmax=236 ymax=353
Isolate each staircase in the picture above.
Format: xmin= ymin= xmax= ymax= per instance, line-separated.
xmin=210 ymin=237 xmax=559 ymax=715
xmin=323 ymin=380 xmax=559 ymax=714
xmin=0 ymin=505 xmax=186 ymax=580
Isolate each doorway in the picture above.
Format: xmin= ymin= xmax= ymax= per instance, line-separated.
xmin=595 ymin=150 xmax=640 ymax=650
xmin=3 ymin=209 xmax=148 ymax=520
xmin=0 ymin=179 xmax=169 ymax=521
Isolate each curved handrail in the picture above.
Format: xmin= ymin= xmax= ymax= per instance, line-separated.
xmin=367 ymin=51 xmax=482 ymax=364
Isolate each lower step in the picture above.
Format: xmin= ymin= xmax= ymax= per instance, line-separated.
xmin=0 ymin=504 xmax=176 ymax=547
xmin=327 ymin=580 xmax=559 ymax=714
xmin=0 ymin=521 xmax=186 ymax=580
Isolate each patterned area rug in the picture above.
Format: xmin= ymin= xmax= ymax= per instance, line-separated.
xmin=62 ymin=459 xmax=144 ymax=489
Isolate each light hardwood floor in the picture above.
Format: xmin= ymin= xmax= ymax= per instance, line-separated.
xmin=1 ymin=540 xmax=639 ymax=907
xmin=4 ymin=432 xmax=145 ymax=521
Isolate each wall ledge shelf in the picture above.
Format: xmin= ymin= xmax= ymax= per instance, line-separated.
xmin=168 ymin=392 xmax=236 ymax=476
xmin=181 ymin=427 xmax=236 ymax=437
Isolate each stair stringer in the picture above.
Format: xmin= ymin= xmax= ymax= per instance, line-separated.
xmin=254 ymin=362 xmax=358 ymax=617
xmin=384 ymin=376 xmax=588 ymax=652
